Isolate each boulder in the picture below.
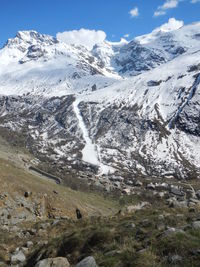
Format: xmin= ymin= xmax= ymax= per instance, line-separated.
xmin=35 ymin=257 xmax=70 ymax=267
xmin=169 ymin=200 xmax=188 ymax=208
xmin=162 ymin=227 xmax=185 ymax=237
xmin=192 ymin=221 xmax=200 ymax=229
xmin=196 ymin=190 xmax=200 ymax=200
xmin=133 ymin=180 xmax=143 ymax=187
xmin=158 ymin=214 xmax=165 ymax=220
xmin=168 ymin=254 xmax=182 ymax=264
xmin=11 ymin=249 xmax=26 ymax=264
xmin=122 ymin=188 xmax=131 ymax=195
xmin=170 ymin=187 xmax=184 ymax=197
xmin=156 ymin=223 xmax=165 ymax=231
xmin=26 ymin=241 xmax=34 ymax=248
xmin=76 ymin=256 xmax=98 ymax=267
xmin=189 ymin=198 xmax=200 ymax=204
xmin=157 ymin=192 xmax=165 ymax=198
xmin=126 ymin=222 xmax=136 ymax=229
xmin=146 ymin=183 xmax=155 ymax=190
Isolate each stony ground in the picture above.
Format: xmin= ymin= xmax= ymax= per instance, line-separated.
xmin=1 ymin=136 xmax=200 ymax=266
xmin=1 ymin=192 xmax=200 ymax=267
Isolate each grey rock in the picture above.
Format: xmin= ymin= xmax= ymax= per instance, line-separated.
xmin=26 ymin=241 xmax=34 ymax=248
xmin=169 ymin=200 xmax=188 ymax=208
xmin=158 ymin=214 xmax=165 ymax=220
xmin=76 ymin=256 xmax=98 ymax=267
xmin=170 ymin=187 xmax=184 ymax=197
xmin=40 ymin=223 xmax=50 ymax=230
xmin=134 ymin=180 xmax=143 ymax=187
xmin=168 ymin=254 xmax=182 ymax=264
xmin=126 ymin=223 xmax=136 ymax=229
xmin=104 ymin=250 xmax=122 ymax=256
xmin=156 ymin=223 xmax=165 ymax=231
xmin=192 ymin=221 xmax=200 ymax=229
xmin=191 ymin=249 xmax=200 ymax=255
xmin=157 ymin=192 xmax=165 ymax=198
xmin=37 ymin=240 xmax=48 ymax=246
xmin=196 ymin=190 xmax=200 ymax=200
xmin=35 ymin=257 xmax=70 ymax=267
xmin=138 ymin=248 xmax=148 ymax=254
xmin=162 ymin=227 xmax=185 ymax=237
xmin=11 ymin=249 xmax=26 ymax=264
xmin=21 ymin=246 xmax=29 ymax=255
xmin=10 ymin=226 xmax=20 ymax=232
xmin=189 ymin=198 xmax=200 ymax=204
xmin=146 ymin=183 xmax=155 ymax=190
xmin=188 ymin=202 xmax=196 ymax=208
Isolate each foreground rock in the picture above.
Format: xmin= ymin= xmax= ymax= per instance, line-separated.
xmin=75 ymin=256 xmax=98 ymax=267
xmin=35 ymin=257 xmax=70 ymax=267
xmin=11 ymin=249 xmax=26 ymax=265
xmin=192 ymin=221 xmax=200 ymax=229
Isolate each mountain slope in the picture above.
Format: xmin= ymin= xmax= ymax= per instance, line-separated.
xmin=0 ymin=22 xmax=200 ymax=186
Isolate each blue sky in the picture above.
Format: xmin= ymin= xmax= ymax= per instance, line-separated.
xmin=0 ymin=0 xmax=200 ymax=47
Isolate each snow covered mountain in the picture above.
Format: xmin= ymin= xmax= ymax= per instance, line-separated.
xmin=0 ymin=21 xmax=200 ymax=185
xmin=0 ymin=30 xmax=119 ymax=96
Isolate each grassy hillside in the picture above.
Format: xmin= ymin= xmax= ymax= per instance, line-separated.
xmin=24 ymin=196 xmax=200 ymax=267
xmin=1 ymin=135 xmax=200 ymax=267
xmin=0 ymin=157 xmax=119 ymax=219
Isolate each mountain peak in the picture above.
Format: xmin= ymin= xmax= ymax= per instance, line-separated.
xmin=16 ymin=30 xmax=38 ymax=39
xmin=5 ymin=30 xmax=59 ymax=50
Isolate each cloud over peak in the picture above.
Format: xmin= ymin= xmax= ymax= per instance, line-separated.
xmin=56 ymin=29 xmax=106 ymax=50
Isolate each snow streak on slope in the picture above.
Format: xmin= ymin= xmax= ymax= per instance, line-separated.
xmin=73 ymin=97 xmax=115 ymax=175
xmin=73 ymin=98 xmax=100 ymax=165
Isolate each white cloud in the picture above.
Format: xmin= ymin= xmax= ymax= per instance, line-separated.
xmin=154 ymin=10 xmax=166 ymax=17
xmin=191 ymin=0 xmax=200 ymax=3
xmin=124 ymin=34 xmax=130 ymax=38
xmin=154 ymin=0 xmax=179 ymax=17
xmin=56 ymin=28 xmax=106 ymax=50
xmin=129 ymin=7 xmax=139 ymax=17
xmin=162 ymin=0 xmax=179 ymax=9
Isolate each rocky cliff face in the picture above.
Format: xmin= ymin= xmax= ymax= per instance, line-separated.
xmin=0 ymin=23 xmax=200 ymax=182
